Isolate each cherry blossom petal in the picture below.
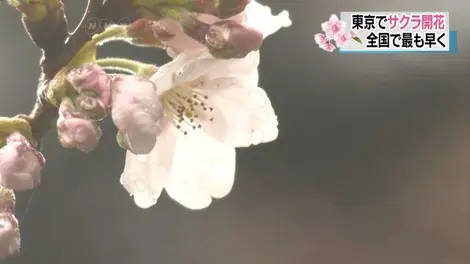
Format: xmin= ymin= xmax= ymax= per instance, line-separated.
xmin=165 ymin=130 xmax=236 ymax=210
xmin=120 ymin=121 xmax=176 ymax=208
xmin=151 ymin=51 xmax=276 ymax=147
xmin=188 ymin=79 xmax=278 ymax=147
xmin=241 ymin=0 xmax=291 ymax=37
xmin=150 ymin=50 xmax=260 ymax=94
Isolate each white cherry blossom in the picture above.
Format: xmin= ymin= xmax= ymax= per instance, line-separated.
xmin=120 ymin=50 xmax=277 ymax=209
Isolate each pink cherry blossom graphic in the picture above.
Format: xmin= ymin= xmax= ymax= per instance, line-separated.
xmin=320 ymin=41 xmax=336 ymax=52
xmin=334 ymin=31 xmax=353 ymax=47
xmin=321 ymin=14 xmax=346 ymax=39
xmin=314 ymin=14 xmax=362 ymax=53
xmin=314 ymin=33 xmax=328 ymax=45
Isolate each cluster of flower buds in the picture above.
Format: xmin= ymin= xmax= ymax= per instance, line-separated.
xmin=54 ymin=63 xmax=112 ymax=152
xmin=0 ymin=132 xmax=46 ymax=259
xmin=63 ymin=64 xmax=163 ymax=155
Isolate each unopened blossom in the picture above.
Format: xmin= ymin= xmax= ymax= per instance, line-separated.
xmin=72 ymin=93 xmax=107 ymax=120
xmin=120 ymin=50 xmax=278 ymax=209
xmin=0 ymin=133 xmax=44 ymax=191
xmin=0 ymin=187 xmax=15 ymax=213
xmin=110 ymin=75 xmax=163 ymax=155
xmin=158 ymin=0 xmax=291 ymax=58
xmin=205 ymin=20 xmax=264 ymax=59
xmin=321 ymin=14 xmax=346 ymax=39
xmin=67 ymin=63 xmax=111 ymax=119
xmin=127 ymin=19 xmax=174 ymax=47
xmin=0 ymin=212 xmax=20 ymax=259
xmin=57 ymin=98 xmax=102 ymax=152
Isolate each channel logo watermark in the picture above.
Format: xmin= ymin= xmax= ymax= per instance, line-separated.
xmin=84 ymin=17 xmax=131 ymax=35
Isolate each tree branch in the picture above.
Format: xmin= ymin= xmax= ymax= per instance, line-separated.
xmin=24 ymin=1 xmax=69 ymax=61
xmin=24 ymin=0 xmax=140 ymax=143
xmin=42 ymin=0 xmax=102 ymax=79
xmin=47 ymin=0 xmax=139 ymax=78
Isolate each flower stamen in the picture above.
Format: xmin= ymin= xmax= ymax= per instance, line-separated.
xmin=161 ymin=83 xmax=215 ymax=135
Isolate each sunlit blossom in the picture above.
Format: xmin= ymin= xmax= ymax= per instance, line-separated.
xmin=119 ymin=51 xmax=278 ymax=209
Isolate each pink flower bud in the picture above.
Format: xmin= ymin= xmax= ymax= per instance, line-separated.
xmin=127 ymin=19 xmax=175 ymax=47
xmin=0 ymin=212 xmax=20 ymax=259
xmin=0 ymin=133 xmax=44 ymax=191
xmin=205 ymin=20 xmax=263 ymax=58
xmin=175 ymin=14 xmax=262 ymax=59
xmin=73 ymin=94 xmax=106 ymax=120
xmin=57 ymin=99 xmax=102 ymax=153
xmin=0 ymin=187 xmax=15 ymax=213
xmin=110 ymin=75 xmax=162 ymax=154
xmin=67 ymin=64 xmax=111 ymax=118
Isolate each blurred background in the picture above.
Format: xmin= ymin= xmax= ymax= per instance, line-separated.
xmin=0 ymin=0 xmax=469 ymax=263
